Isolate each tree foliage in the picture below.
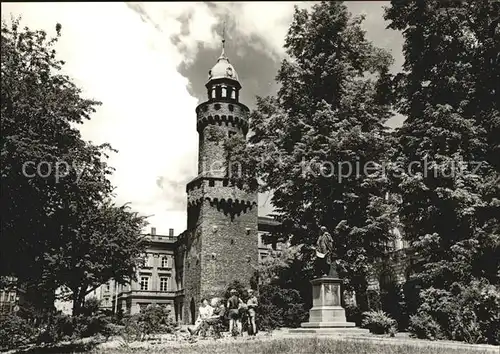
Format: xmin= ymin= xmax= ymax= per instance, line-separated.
xmin=226 ymin=1 xmax=398 ymax=309
xmin=384 ymin=0 xmax=500 ymax=344
xmin=385 ymin=0 xmax=499 ymax=288
xmin=1 ymin=18 xmax=147 ymax=313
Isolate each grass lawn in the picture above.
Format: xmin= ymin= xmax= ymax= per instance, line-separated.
xmin=92 ymin=337 xmax=496 ymax=354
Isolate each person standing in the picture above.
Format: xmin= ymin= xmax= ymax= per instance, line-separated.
xmin=246 ymin=289 xmax=258 ymax=336
xmin=226 ymin=289 xmax=243 ymax=337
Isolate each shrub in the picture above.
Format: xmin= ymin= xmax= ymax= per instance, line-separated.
xmin=0 ymin=314 xmax=38 ymax=351
xmin=36 ymin=311 xmax=112 ymax=344
xmin=121 ymin=304 xmax=175 ymax=341
xmin=408 ymin=280 xmax=500 ymax=345
xmin=105 ymin=323 xmax=124 ymax=337
xmin=361 ymin=310 xmax=397 ymax=335
xmin=37 ymin=312 xmax=74 ymax=344
xmin=257 ymin=284 xmax=308 ymax=330
xmin=121 ymin=316 xmax=142 ymax=342
xmin=73 ymin=313 xmax=111 ymax=338
xmin=408 ymin=312 xmax=444 ymax=340
xmin=138 ymin=304 xmax=175 ymax=335
xmin=345 ymin=303 xmax=362 ymax=326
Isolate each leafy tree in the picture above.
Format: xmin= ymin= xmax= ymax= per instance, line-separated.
xmin=385 ymin=0 xmax=500 ymax=288
xmin=55 ymin=202 xmax=147 ymax=315
xmin=385 ymin=0 xmax=499 ymax=343
xmin=226 ymin=1 xmax=398 ymax=310
xmin=1 ymin=18 xmax=147 ymax=313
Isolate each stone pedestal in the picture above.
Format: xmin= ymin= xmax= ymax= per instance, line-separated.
xmin=289 ymin=277 xmax=368 ymax=335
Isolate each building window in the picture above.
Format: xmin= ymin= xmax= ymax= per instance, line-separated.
xmin=221 ymin=86 xmax=227 ymax=97
xmin=161 ymin=256 xmax=169 ymax=268
xmin=160 ymin=277 xmax=169 ymax=292
xmin=211 ymin=89 xmax=216 ymax=99
xmin=105 ymin=283 xmax=110 ymax=292
xmin=140 ymin=276 xmax=149 ymax=291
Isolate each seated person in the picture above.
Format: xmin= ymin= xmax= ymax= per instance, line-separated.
xmin=188 ymin=298 xmax=213 ymax=336
xmin=204 ymin=298 xmax=226 ymax=335
xmin=208 ymin=297 xmax=225 ymax=321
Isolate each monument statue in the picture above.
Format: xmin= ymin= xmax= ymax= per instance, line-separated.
xmin=289 ymin=224 xmax=366 ymax=334
xmin=313 ymin=226 xmax=339 ymax=278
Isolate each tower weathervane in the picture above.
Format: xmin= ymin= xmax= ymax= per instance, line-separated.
xmin=221 ymin=14 xmax=227 ymax=58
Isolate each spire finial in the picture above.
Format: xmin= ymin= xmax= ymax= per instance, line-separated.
xmin=220 ymin=14 xmax=228 ymax=59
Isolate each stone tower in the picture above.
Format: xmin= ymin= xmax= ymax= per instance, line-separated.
xmin=182 ymin=39 xmax=258 ymax=324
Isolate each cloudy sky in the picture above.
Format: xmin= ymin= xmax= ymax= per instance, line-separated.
xmin=2 ymin=2 xmax=404 ymax=235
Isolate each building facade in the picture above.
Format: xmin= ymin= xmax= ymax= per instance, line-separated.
xmin=0 ymin=277 xmax=23 ymax=319
xmin=105 ymin=215 xmax=280 ymax=323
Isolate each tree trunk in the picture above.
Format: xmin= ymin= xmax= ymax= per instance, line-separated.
xmin=72 ymin=288 xmax=80 ymax=316
xmin=354 ymin=279 xmax=369 ymax=312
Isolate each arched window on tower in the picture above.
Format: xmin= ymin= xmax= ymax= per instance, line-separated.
xmin=231 ymin=89 xmax=236 ymax=99
xmin=211 ymin=88 xmax=216 ymax=99
xmin=221 ymin=86 xmax=227 ymax=98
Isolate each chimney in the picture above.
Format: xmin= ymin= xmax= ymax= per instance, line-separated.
xmin=151 ymin=227 xmax=156 ymax=235
xmin=169 ymin=228 xmax=174 ymax=237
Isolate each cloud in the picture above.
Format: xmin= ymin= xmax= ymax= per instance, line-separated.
xmin=1 ymin=2 xmax=205 ymax=235
xmin=1 ymin=2 xmax=404 ymax=235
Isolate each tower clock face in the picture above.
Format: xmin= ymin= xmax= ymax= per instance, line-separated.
xmin=226 ymin=67 xmax=233 ymax=77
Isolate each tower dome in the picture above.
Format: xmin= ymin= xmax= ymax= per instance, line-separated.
xmin=207 ymin=39 xmax=239 ymax=83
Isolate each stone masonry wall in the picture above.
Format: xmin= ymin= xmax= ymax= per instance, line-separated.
xmin=183 ymin=218 xmax=202 ymax=324
xmin=197 ymin=101 xmax=247 ymax=177
xmin=200 ymin=200 xmax=258 ymax=297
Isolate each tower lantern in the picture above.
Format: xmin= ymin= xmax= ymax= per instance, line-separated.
xmin=206 ymin=39 xmax=241 ymax=102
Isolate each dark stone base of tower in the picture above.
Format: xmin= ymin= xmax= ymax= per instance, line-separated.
xmin=182 ymin=198 xmax=258 ymax=323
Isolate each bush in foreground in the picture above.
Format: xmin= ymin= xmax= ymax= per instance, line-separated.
xmin=257 ymin=284 xmax=308 ymax=330
xmin=121 ymin=304 xmax=175 ymax=342
xmin=408 ymin=280 xmax=500 ymax=344
xmin=361 ymin=310 xmax=397 ymax=335
xmin=0 ymin=314 xmax=38 ymax=351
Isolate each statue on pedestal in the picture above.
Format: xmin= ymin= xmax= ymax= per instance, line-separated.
xmin=313 ymin=226 xmax=339 ymax=278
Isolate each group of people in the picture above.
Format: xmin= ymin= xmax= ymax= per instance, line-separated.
xmin=187 ymin=288 xmax=259 ymax=338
